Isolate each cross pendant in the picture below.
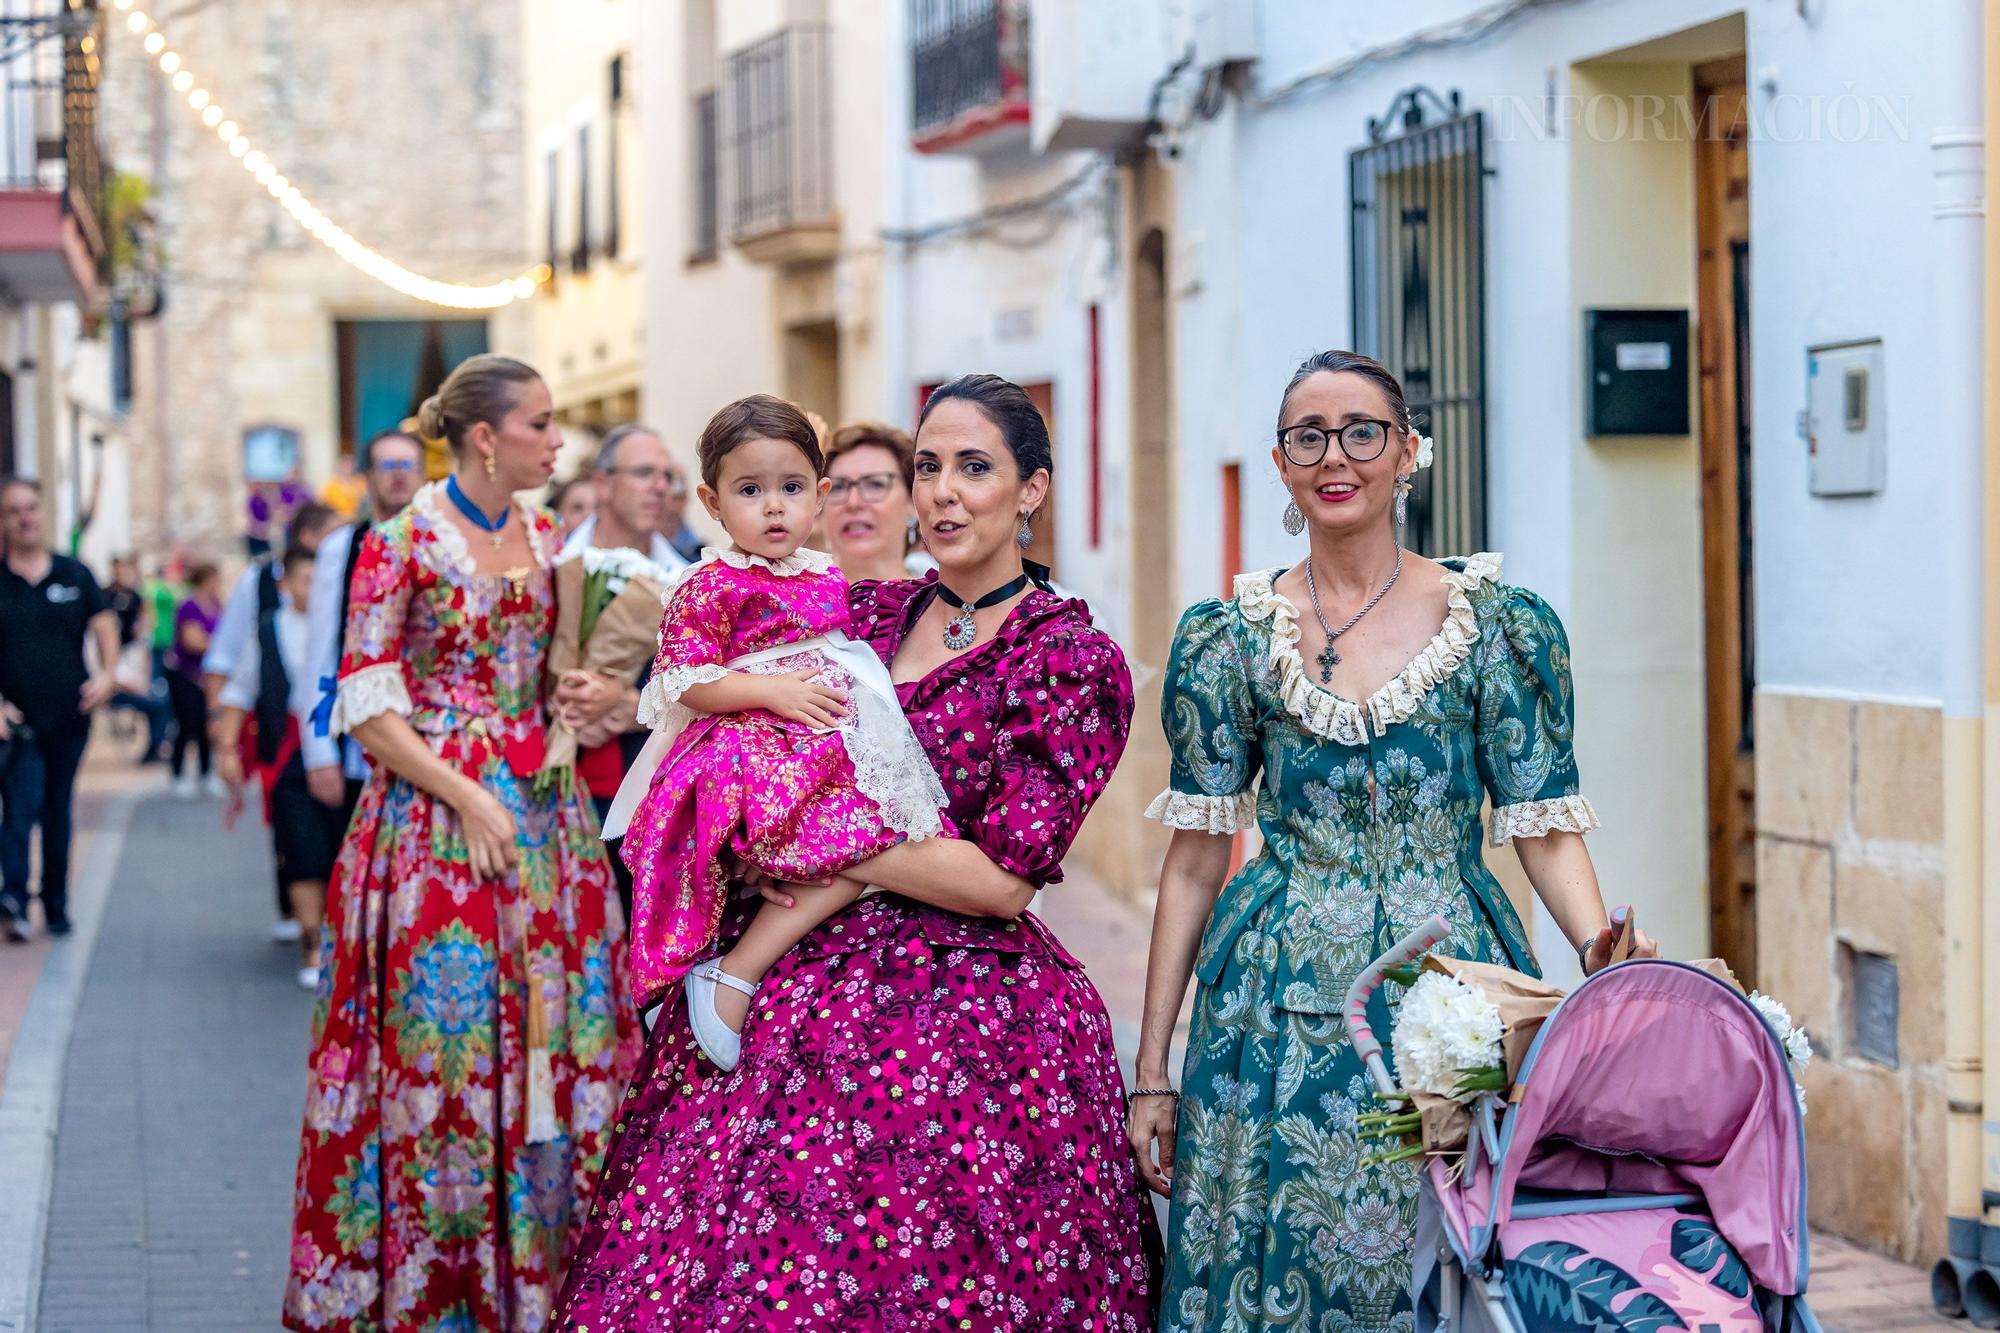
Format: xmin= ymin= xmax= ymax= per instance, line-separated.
xmin=1316 ymin=642 xmax=1340 ymax=684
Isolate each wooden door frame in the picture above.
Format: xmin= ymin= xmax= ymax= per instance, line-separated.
xmin=1694 ymin=55 xmax=1755 ymax=980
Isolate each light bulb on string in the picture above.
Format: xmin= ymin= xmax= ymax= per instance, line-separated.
xmin=129 ymin=11 xmax=543 ymax=309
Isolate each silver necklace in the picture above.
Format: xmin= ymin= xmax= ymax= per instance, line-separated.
xmin=1303 ymin=547 xmax=1402 ymax=684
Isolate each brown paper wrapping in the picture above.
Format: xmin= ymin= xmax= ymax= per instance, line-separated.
xmin=541 ymin=569 xmax=668 ymax=775
xmin=1403 ymin=956 xmax=1567 ymax=1136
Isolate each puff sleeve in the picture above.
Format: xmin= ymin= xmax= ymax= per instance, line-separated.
xmin=1474 ymin=586 xmax=1600 ymax=845
xmin=1145 ymin=599 xmax=1262 ymax=834
xmin=972 ymin=624 xmax=1134 ymax=888
xmin=327 ymin=524 xmax=415 ymax=735
xmin=633 ymin=563 xmax=734 ymax=729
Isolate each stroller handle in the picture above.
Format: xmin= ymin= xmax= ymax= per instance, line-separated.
xmin=1345 ymin=915 xmax=1454 ymax=1095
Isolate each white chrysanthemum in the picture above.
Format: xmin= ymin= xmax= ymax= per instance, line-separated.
xmin=1749 ymin=989 xmax=1812 ymax=1117
xmin=578 ymin=543 xmax=673 ymax=592
xmin=1413 ymin=434 xmax=1436 ymax=470
xmin=1390 ymin=971 xmax=1503 ymax=1100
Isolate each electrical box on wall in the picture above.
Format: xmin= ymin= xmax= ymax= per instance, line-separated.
xmin=1584 ymin=308 xmax=1691 ymax=437
xmin=1805 ymin=339 xmax=1886 ymax=498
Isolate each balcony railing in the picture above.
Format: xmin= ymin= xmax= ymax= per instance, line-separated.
xmin=910 ymin=0 xmax=1029 ymax=154
xmin=723 ymin=25 xmax=835 ymax=264
xmin=0 ymin=3 xmax=105 ymax=303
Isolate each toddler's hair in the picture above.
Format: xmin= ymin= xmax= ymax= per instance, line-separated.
xmin=695 ymin=394 xmax=824 ymax=488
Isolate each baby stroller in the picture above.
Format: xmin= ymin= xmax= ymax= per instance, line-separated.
xmin=1346 ymin=918 xmax=1822 ymax=1333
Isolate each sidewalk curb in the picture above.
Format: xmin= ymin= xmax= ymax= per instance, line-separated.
xmin=0 ymin=782 xmax=147 ymax=1333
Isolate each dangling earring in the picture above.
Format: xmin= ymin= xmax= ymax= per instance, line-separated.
xmin=483 ymin=450 xmax=497 ymax=481
xmin=1017 ymin=514 xmax=1034 ymax=549
xmin=1394 ymin=475 xmax=1412 ymax=538
xmin=1283 ymin=499 xmax=1305 ymax=536
xmin=906 ymin=515 xmax=920 ymax=547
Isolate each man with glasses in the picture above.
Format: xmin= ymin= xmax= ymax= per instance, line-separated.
xmin=565 ymin=424 xmax=696 ymax=571
xmin=298 ymin=430 xmax=426 ymax=830
xmin=555 ymin=424 xmax=691 ymax=917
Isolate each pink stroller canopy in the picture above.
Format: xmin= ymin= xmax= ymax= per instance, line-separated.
xmin=1458 ymin=960 xmax=1807 ymax=1297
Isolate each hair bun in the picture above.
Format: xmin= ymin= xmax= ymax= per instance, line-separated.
xmin=416 ymin=394 xmax=447 ymax=441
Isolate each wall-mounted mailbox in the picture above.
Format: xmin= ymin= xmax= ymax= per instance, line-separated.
xmin=1805 ymin=338 xmax=1886 ymax=498
xmin=1585 ymin=308 xmax=1691 ymax=437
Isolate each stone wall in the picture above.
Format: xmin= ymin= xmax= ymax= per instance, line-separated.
xmin=1756 ymin=689 xmax=1946 ymax=1264
xmin=98 ymin=0 xmax=528 ymax=561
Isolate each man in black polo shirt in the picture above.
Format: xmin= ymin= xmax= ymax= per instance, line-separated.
xmin=0 ymin=476 xmax=118 ymax=941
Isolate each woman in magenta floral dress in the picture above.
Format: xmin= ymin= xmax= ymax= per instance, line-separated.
xmin=555 ymin=375 xmax=1161 ymax=1330
xmin=286 ymin=356 xmax=643 ymax=1332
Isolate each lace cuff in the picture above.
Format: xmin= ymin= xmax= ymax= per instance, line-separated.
xmin=328 ymin=663 xmax=412 ymax=736
xmin=635 ymin=663 xmax=729 ymax=730
xmin=1146 ymin=787 xmax=1258 ymax=834
xmin=1489 ymin=793 xmax=1600 ymax=845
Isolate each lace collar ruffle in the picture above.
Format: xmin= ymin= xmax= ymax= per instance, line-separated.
xmin=410 ymin=481 xmax=549 ymax=577
xmin=1234 ymin=552 xmax=1503 ymax=746
xmin=701 ymin=545 xmax=836 ymax=578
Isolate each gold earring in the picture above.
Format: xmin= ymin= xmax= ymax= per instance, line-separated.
xmin=483 ymin=451 xmax=497 ymax=481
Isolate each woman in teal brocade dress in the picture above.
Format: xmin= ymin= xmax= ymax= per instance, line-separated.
xmin=1128 ymin=351 xmax=1654 ymax=1333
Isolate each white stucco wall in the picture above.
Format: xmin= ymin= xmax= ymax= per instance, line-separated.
xmin=1146 ymin=0 xmax=1946 ymax=963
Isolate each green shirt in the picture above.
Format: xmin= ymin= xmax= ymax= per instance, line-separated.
xmin=145 ymin=578 xmax=182 ymax=651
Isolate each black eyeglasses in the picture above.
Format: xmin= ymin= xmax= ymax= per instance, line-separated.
xmin=827 ymin=472 xmax=901 ymax=503
xmin=1277 ymin=418 xmax=1397 ymax=467
xmin=605 ymin=465 xmax=688 ymax=497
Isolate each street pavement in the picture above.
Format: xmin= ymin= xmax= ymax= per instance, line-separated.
xmin=32 ymin=784 xmax=312 ymax=1332
xmin=0 ymin=755 xmax=1964 ymax=1331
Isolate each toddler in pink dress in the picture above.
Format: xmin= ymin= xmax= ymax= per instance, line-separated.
xmin=601 ymin=395 xmax=946 ymax=1070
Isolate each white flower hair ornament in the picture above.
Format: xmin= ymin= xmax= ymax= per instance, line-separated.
xmin=1412 ymin=431 xmax=1435 ymax=471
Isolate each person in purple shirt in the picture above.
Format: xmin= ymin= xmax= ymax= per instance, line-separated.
xmin=166 ymin=564 xmax=223 ymax=798
xmin=555 ymin=375 xmax=1161 ymax=1329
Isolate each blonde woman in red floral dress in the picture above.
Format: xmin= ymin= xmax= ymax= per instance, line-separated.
xmin=284 ymin=355 xmax=643 ymax=1332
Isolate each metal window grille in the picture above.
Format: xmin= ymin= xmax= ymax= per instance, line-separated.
xmin=909 ymin=0 xmax=1003 ymax=137
xmin=572 ymin=122 xmax=592 ymax=274
xmin=543 ymin=148 xmax=560 ymax=288
xmin=606 ymin=55 xmax=624 ymax=259
xmin=722 ymin=26 xmax=830 ymax=244
xmin=690 ymin=89 xmax=719 ymax=260
xmin=1350 ymin=89 xmax=1488 ymax=558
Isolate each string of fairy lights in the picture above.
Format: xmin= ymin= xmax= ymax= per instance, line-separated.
xmin=109 ymin=0 xmax=548 ymax=309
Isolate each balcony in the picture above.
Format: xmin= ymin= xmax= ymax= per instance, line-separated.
xmin=724 ymin=25 xmax=836 ymax=267
xmin=0 ymin=4 xmax=104 ymax=305
xmin=910 ymin=0 xmax=1030 ymax=155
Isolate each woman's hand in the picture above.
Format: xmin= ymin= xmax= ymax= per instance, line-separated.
xmin=761 ymin=671 xmax=848 ymax=730
xmin=1128 ymin=1093 xmax=1180 ymax=1197
xmin=1580 ymin=905 xmax=1657 ymax=975
xmin=457 ymin=784 xmax=520 ymax=882
xmin=751 ymin=872 xmax=843 ymax=910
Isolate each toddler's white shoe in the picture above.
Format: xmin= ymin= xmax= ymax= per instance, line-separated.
xmin=684 ymin=960 xmax=758 ymax=1072
xmin=296 ymin=965 xmax=321 ymax=991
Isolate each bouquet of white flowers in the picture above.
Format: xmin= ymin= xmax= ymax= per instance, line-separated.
xmin=538 ymin=544 xmax=677 ymax=790
xmin=1359 ymin=955 xmax=1565 ymax=1166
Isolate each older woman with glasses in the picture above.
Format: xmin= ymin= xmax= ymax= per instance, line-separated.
xmin=819 ymin=419 xmax=935 ymax=584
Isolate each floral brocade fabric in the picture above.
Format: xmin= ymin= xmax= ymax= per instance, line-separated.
xmin=553 ymin=575 xmax=1163 ymax=1331
xmin=284 ymin=485 xmax=644 ymax=1333
xmin=617 ymin=548 xmax=913 ymax=1010
xmin=1148 ymin=555 xmax=1599 ymax=1333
